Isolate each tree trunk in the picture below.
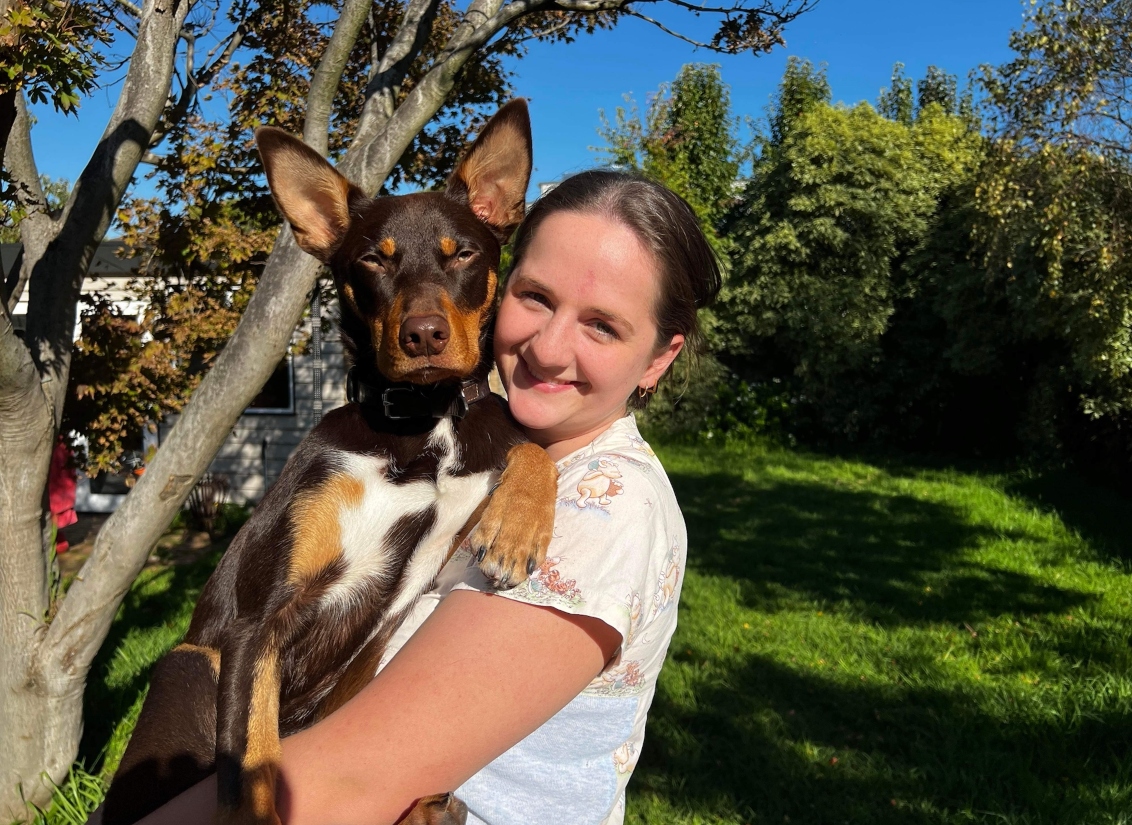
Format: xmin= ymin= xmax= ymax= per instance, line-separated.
xmin=0 ymin=310 xmax=61 ymax=820
xmin=0 ymin=0 xmax=191 ymax=810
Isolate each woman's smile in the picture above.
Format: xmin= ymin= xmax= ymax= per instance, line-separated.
xmin=512 ymin=353 xmax=583 ymax=394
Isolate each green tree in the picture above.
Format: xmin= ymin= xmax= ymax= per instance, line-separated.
xmin=597 ymin=63 xmax=744 ymax=231
xmin=719 ymin=61 xmax=983 ymax=438
xmin=917 ymin=65 xmax=957 ymax=115
xmin=877 ymin=62 xmax=913 ymax=124
xmin=595 ymin=63 xmax=748 ymax=435
xmin=766 ymin=55 xmax=829 ymax=146
xmin=973 ymin=0 xmax=1132 ymax=465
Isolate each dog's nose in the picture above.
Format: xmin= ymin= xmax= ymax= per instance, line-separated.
xmin=400 ymin=315 xmax=450 ymax=357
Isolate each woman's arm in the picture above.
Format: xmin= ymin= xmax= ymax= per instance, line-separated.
xmin=131 ymin=589 xmax=621 ymax=825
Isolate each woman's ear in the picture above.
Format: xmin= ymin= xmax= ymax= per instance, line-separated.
xmin=640 ymin=334 xmax=685 ymax=391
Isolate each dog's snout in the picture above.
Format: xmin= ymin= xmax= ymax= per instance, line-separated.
xmin=400 ymin=314 xmax=450 ymax=357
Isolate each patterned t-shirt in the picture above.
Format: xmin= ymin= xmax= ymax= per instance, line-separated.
xmin=377 ymin=414 xmax=686 ymax=825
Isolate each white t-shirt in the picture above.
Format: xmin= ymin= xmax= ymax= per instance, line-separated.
xmin=377 ymin=415 xmax=687 ymax=825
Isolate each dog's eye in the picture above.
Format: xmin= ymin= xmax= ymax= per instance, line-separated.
xmin=359 ymin=253 xmax=386 ymax=272
xmin=456 ymin=249 xmax=476 ymax=264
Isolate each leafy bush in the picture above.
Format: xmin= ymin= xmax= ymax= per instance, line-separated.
xmin=640 ymin=355 xmax=794 ymax=444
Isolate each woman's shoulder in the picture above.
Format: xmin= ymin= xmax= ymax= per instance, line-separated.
xmin=554 ymin=419 xmax=677 ymax=519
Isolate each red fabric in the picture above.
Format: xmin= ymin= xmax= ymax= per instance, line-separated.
xmin=49 ymin=438 xmax=77 ymax=552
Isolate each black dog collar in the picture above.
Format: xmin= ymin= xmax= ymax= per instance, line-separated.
xmin=346 ymin=367 xmax=491 ymax=420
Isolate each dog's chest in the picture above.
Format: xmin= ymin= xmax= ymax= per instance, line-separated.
xmin=292 ymin=418 xmax=495 ymax=612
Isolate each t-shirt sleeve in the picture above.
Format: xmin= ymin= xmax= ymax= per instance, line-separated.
xmin=450 ymin=452 xmax=670 ymax=651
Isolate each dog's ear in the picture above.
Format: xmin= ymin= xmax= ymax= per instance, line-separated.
xmin=256 ymin=127 xmax=359 ymax=262
xmin=447 ymin=99 xmax=533 ymax=243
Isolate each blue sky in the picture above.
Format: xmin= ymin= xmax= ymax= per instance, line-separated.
xmin=28 ymin=0 xmax=1027 ymax=203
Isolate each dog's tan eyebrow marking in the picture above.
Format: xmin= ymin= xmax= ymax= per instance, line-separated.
xmin=379 ymin=237 xmax=396 ymax=257
xmin=439 ymin=236 xmax=457 ymax=256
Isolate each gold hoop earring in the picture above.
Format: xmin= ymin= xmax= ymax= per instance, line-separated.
xmin=637 ymin=382 xmax=658 ymax=399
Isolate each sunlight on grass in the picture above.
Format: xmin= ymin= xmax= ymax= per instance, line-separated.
xmin=629 ymin=437 xmax=1132 ymax=825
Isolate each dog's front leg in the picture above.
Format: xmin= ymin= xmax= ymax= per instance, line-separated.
xmin=399 ymin=793 xmax=468 ymax=824
xmin=470 ymin=442 xmax=557 ymax=588
xmin=215 ymin=631 xmax=283 ymax=825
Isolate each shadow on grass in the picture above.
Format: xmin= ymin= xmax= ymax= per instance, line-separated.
xmin=670 ymin=470 xmax=1093 ymax=626
xmin=1003 ymin=471 xmax=1132 ymax=567
xmin=78 ymin=550 xmax=221 ymax=769
xmin=635 ymin=651 xmax=1132 ymax=824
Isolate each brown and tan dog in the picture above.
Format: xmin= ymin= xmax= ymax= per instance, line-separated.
xmin=101 ymin=100 xmax=555 ymax=825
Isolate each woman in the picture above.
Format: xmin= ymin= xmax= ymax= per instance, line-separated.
xmin=135 ymin=169 xmax=720 ymax=825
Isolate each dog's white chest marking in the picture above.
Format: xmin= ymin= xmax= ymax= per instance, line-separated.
xmin=323 ymin=418 xmax=495 ymax=612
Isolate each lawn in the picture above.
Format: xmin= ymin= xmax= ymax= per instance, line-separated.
xmin=43 ymin=437 xmax=1132 ymax=825
xmin=631 ymin=437 xmax=1132 ymax=825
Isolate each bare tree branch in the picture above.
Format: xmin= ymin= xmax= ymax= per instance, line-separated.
xmin=650 ymin=0 xmax=814 ymax=19
xmin=624 ymin=9 xmax=721 ymax=50
xmin=361 ymin=0 xmax=443 ymax=125
xmin=485 ymin=17 xmax=573 ymax=51
xmin=305 ymin=0 xmax=376 ymax=153
xmin=196 ymin=23 xmax=246 ymax=87
xmin=148 ymin=22 xmax=248 ymax=151
xmin=4 ymin=98 xmax=49 ymax=314
xmin=110 ymin=0 xmax=142 ymax=17
xmin=349 ymin=0 xmax=511 ymax=187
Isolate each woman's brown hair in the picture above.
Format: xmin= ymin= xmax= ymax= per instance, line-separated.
xmin=510 ymin=170 xmax=721 ymax=408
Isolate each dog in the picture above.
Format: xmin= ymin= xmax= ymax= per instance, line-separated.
xmin=101 ymin=100 xmax=555 ymax=825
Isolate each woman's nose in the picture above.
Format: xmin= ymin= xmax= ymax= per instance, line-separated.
xmin=526 ymin=315 xmax=571 ymax=370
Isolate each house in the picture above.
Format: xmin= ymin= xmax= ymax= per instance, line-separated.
xmin=2 ymin=241 xmax=347 ymax=510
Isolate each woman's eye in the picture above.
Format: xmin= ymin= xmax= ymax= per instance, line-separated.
xmin=519 ymin=291 xmax=551 ymax=307
xmin=592 ymin=320 xmax=619 ymax=340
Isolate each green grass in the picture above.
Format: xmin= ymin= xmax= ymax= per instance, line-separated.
xmin=79 ymin=548 xmax=223 ymax=780
xmin=46 ymin=437 xmax=1132 ymax=825
xmin=629 ymin=437 xmax=1132 ymax=825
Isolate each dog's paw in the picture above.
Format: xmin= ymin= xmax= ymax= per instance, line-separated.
xmin=469 ymin=442 xmax=556 ymax=589
xmin=402 ymin=793 xmax=468 ymax=825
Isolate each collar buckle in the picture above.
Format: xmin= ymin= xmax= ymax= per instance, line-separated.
xmin=381 ymin=386 xmax=425 ymax=420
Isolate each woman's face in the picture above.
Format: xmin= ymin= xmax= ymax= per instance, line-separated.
xmin=494 ymin=210 xmax=684 ymax=460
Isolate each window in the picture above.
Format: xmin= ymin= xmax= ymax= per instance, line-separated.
xmin=246 ymin=357 xmax=294 ymax=414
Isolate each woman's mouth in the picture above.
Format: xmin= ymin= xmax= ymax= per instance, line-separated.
xmin=515 ymin=355 xmax=580 ymax=394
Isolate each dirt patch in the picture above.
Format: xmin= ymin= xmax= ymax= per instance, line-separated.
xmin=56 ymin=513 xmax=223 ymax=580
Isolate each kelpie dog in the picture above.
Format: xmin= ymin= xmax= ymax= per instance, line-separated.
xmin=101 ymin=100 xmax=555 ymax=825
